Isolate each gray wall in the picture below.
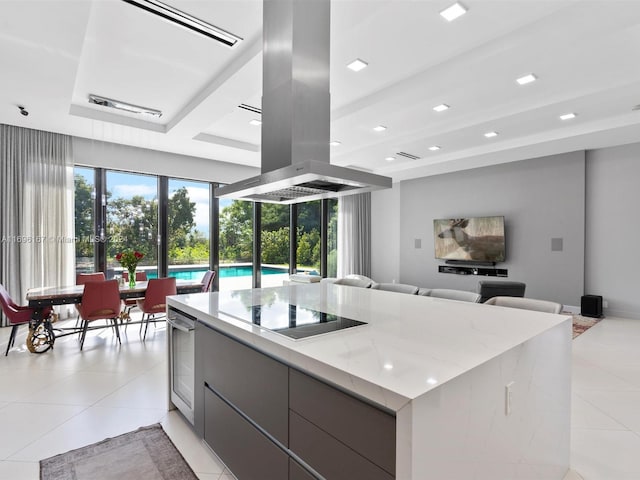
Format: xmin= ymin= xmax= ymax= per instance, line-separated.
xmin=586 ymin=143 xmax=640 ymax=319
xmin=371 ymin=183 xmax=401 ymax=283
xmin=391 ymin=151 xmax=586 ymax=307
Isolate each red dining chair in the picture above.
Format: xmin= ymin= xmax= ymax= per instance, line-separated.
xmin=122 ymin=270 xmax=147 ymax=284
xmin=77 ymin=280 xmax=122 ymax=350
xmin=76 ymin=272 xmax=106 ymax=284
xmin=136 ymin=277 xmax=176 ymax=341
xmin=121 ymin=271 xmax=148 ymax=318
xmin=1 ymin=283 xmax=53 ymax=356
xmin=201 ymin=270 xmax=216 ymax=293
xmin=75 ymin=272 xmax=106 ymax=327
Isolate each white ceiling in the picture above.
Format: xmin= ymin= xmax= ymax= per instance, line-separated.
xmin=1 ymin=0 xmax=640 ymax=182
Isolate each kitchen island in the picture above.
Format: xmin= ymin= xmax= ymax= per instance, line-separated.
xmin=167 ymin=283 xmax=571 ymax=480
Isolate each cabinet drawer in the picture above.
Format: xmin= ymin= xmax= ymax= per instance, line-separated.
xmin=290 ymin=458 xmax=317 ymax=480
xmin=204 ymin=387 xmax=289 ymax=480
xmin=289 ymin=369 xmax=395 ymax=474
xmin=197 ymin=324 xmax=289 ymax=444
xmin=290 ymin=410 xmax=394 ymax=480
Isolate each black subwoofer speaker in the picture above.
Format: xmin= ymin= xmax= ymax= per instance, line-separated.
xmin=581 ymin=295 xmax=603 ymax=318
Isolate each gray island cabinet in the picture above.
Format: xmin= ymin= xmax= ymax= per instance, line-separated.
xmin=195 ymin=322 xmax=395 ymax=479
xmin=168 ymin=283 xmax=572 ymax=480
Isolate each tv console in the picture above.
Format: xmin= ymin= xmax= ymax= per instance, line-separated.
xmin=439 ymin=265 xmax=508 ymax=277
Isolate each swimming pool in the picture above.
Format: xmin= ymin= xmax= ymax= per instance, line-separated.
xmin=146 ymin=265 xmax=288 ymax=281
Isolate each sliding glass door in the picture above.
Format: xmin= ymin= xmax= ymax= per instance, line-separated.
xmin=296 ymin=201 xmax=321 ymax=274
xmin=218 ymin=199 xmax=253 ymax=290
xmin=327 ymin=198 xmax=338 ymax=277
xmin=105 ymin=171 xmax=158 ymax=278
xmin=73 ymin=167 xmax=96 ymax=275
xmin=167 ymin=179 xmax=210 ymax=281
xmin=261 ymin=203 xmax=290 ymax=287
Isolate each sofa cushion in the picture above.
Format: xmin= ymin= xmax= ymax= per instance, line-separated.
xmin=478 ymin=281 xmax=526 ymax=303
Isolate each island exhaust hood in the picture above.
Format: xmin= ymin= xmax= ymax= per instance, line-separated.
xmin=214 ymin=0 xmax=391 ymax=204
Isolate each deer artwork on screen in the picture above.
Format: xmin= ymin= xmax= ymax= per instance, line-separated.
xmin=436 ymin=218 xmax=505 ymax=262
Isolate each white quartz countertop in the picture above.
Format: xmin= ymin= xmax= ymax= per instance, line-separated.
xmin=167 ymin=283 xmax=571 ymax=411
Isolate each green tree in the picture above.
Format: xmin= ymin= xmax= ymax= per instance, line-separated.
xmin=297 ymin=227 xmax=320 ymax=268
xmin=168 ymin=187 xmax=196 ymax=251
xmin=261 ymin=203 xmax=289 ymax=266
xmin=296 ymin=201 xmax=321 ymax=269
xmin=74 ymin=174 xmax=94 ymax=258
xmin=261 ymin=203 xmax=289 ymax=230
xmin=297 ymin=201 xmax=321 ymax=233
xmin=107 ymin=195 xmax=158 ymax=265
xmin=219 ymin=200 xmax=253 ymax=262
xmin=261 ymin=227 xmax=290 ymax=264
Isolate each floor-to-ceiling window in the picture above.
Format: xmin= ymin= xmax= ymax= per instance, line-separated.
xmin=105 ymin=171 xmax=158 ymax=278
xmin=218 ymin=199 xmax=253 ymax=290
xmin=296 ymin=200 xmax=320 ymax=274
xmin=73 ymin=167 xmax=96 ymax=275
xmin=73 ymin=167 xmax=338 ymax=288
xmin=327 ymin=198 xmax=338 ymax=277
xmin=167 ymin=179 xmax=210 ymax=281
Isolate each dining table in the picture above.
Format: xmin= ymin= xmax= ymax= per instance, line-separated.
xmin=24 ymin=279 xmax=204 ymax=353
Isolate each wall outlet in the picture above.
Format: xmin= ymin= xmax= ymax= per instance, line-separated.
xmin=505 ymin=381 xmax=515 ymax=416
xmin=603 ymin=300 xmax=608 ymax=308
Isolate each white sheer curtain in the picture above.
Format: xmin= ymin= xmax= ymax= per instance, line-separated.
xmin=337 ymin=192 xmax=371 ymax=278
xmin=0 ymin=124 xmax=74 ymax=325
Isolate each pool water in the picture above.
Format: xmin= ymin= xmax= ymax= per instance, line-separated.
xmin=146 ymin=266 xmax=288 ymax=281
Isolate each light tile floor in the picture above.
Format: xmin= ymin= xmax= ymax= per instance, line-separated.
xmin=0 ymin=316 xmax=231 ymax=480
xmin=0 ymin=314 xmax=638 ymax=479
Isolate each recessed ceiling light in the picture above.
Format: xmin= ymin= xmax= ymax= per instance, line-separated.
xmin=385 ymin=156 xmax=396 ymax=162
xmin=249 ymin=119 xmax=262 ymax=126
xmin=88 ymin=94 xmax=162 ymax=118
xmin=383 ymin=363 xmax=394 ymax=370
xmin=484 ymin=131 xmax=498 ymax=138
xmin=429 ymin=145 xmax=441 ymax=151
xmin=426 ymin=377 xmax=438 ymax=385
xmin=373 ymin=125 xmax=387 ymax=132
xmin=347 ymin=58 xmax=368 ymax=72
xmin=329 ymin=141 xmax=342 ymax=146
xmin=433 ymin=104 xmax=450 ymax=112
xmin=516 ymin=73 xmax=537 ymax=85
xmin=440 ymin=2 xmax=467 ymax=22
xmin=559 ymin=113 xmax=576 ymax=120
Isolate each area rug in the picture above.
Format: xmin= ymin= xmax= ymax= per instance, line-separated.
xmin=40 ymin=424 xmax=198 ymax=480
xmin=572 ymin=314 xmax=602 ymax=339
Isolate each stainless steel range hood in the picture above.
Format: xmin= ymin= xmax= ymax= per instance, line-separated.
xmin=214 ymin=0 xmax=391 ymax=204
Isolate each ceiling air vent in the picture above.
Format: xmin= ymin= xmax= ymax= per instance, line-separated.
xmin=121 ymin=0 xmax=243 ymax=48
xmin=238 ymin=104 xmax=262 ymax=115
xmin=396 ymin=151 xmax=420 ymax=160
xmin=88 ymin=94 xmax=162 ymax=118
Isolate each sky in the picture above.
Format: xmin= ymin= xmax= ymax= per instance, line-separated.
xmin=75 ymin=167 xmax=212 ymax=237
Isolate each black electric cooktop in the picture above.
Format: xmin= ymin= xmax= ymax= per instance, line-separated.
xmin=225 ymin=304 xmax=366 ymax=340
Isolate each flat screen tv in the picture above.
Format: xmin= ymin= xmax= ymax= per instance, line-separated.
xmin=433 ymin=216 xmax=505 ymax=263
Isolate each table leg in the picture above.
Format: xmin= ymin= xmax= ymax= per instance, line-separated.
xmin=27 ymin=308 xmax=55 ymax=353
